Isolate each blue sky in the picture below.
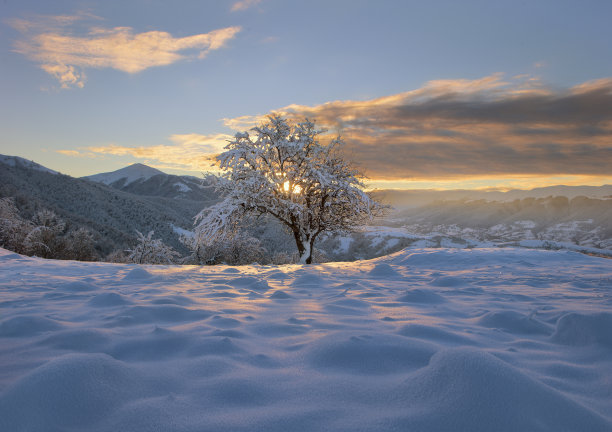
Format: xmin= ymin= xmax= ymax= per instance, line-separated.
xmin=1 ymin=0 xmax=611 ymax=190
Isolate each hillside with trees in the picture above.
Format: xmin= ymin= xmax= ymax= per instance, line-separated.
xmin=0 ymin=156 xmax=217 ymax=257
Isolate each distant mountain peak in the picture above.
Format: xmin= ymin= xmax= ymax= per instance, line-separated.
xmin=129 ymin=163 xmax=153 ymax=169
xmin=85 ymin=163 xmax=166 ymax=186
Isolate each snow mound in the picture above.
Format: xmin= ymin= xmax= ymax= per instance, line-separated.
xmin=228 ymin=276 xmax=269 ymax=292
xmin=38 ymin=329 xmax=111 ymax=351
xmin=398 ymin=348 xmax=611 ymax=431
xmin=476 ymin=310 xmax=554 ymax=335
xmin=222 ymin=267 xmax=241 ymax=273
xmin=269 ymin=290 xmax=292 ymax=299
xmin=107 ymin=305 xmax=212 ymax=326
xmin=211 ymin=315 xmax=242 ymax=328
xmin=188 ymin=336 xmax=245 ymax=356
xmin=0 ymin=353 xmax=160 ymax=431
xmin=206 ymin=290 xmax=241 ymax=298
xmin=398 ymin=324 xmax=476 ymax=345
xmin=397 ymin=288 xmax=446 ymax=304
xmin=122 ymin=267 xmax=155 ymax=281
xmin=431 ymin=275 xmax=467 ymax=287
xmin=291 ymin=272 xmax=326 ymax=287
xmin=0 ymin=251 xmax=23 ymax=261
xmin=63 ymin=281 xmax=99 ymax=292
xmin=150 ymin=295 xmax=195 ymax=306
xmin=0 ymin=315 xmax=63 ymax=337
xmin=551 ymin=312 xmax=612 ymax=347
xmin=88 ymin=292 xmax=131 ymax=307
xmin=110 ymin=328 xmax=196 ymax=361
xmin=368 ymin=262 xmax=401 ymax=277
xmin=307 ymin=333 xmax=436 ymax=374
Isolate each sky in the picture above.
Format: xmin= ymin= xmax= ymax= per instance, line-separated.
xmin=1 ymin=0 xmax=611 ymax=191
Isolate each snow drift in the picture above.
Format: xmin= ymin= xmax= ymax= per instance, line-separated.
xmin=1 ymin=247 xmax=611 ymax=431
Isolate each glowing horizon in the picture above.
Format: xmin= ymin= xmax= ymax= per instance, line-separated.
xmin=364 ymin=175 xmax=612 ymax=192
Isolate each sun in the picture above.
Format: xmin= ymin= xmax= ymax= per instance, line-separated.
xmin=283 ymin=180 xmax=302 ymax=194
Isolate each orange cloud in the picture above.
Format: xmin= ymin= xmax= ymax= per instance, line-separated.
xmin=61 ymin=133 xmax=231 ymax=171
xmin=10 ymin=14 xmax=241 ymax=88
xmin=223 ymin=74 xmax=612 ymax=182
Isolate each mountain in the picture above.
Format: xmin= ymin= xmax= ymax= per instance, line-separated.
xmin=381 ymin=185 xmax=612 ymax=210
xmin=0 ymin=156 xmax=218 ymax=256
xmin=83 ymin=164 xmax=214 ymax=201
xmin=0 ymin=155 xmax=59 ymax=175
xmin=85 ymin=163 xmax=164 ymax=186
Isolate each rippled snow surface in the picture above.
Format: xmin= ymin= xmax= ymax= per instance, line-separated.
xmin=1 ymin=247 xmax=611 ymax=431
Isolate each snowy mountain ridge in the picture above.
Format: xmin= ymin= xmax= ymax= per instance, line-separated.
xmin=83 ymin=164 xmax=213 ymax=201
xmin=0 ymin=155 xmax=58 ymax=175
xmin=84 ymin=163 xmax=165 ymax=186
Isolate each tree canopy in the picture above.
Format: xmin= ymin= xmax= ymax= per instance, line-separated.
xmin=195 ymin=116 xmax=384 ymax=264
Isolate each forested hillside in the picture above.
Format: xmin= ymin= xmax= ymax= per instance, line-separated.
xmin=0 ymin=157 xmax=217 ymax=255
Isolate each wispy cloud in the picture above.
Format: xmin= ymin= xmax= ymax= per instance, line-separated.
xmin=223 ymin=74 xmax=612 ymax=182
xmin=231 ymin=0 xmax=262 ymax=12
xmin=56 ymin=149 xmax=90 ymax=157
xmin=9 ymin=14 xmax=241 ymax=88
xmin=60 ymin=133 xmax=232 ymax=171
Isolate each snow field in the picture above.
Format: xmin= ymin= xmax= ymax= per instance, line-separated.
xmin=1 ymin=247 xmax=611 ymax=431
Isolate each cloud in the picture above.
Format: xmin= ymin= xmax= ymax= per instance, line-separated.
xmin=61 ymin=133 xmax=232 ymax=171
xmin=222 ymin=114 xmax=264 ymax=131
xmin=10 ymin=14 xmax=241 ymax=88
xmin=223 ymin=74 xmax=612 ymax=181
xmin=57 ymin=149 xmax=87 ymax=157
xmin=231 ymin=0 xmax=262 ymax=12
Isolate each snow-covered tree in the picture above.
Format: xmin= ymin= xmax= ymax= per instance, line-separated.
xmin=195 ymin=116 xmax=385 ymax=264
xmin=65 ymin=227 xmax=98 ymax=261
xmin=128 ymin=230 xmax=181 ymax=264
xmin=0 ymin=197 xmax=31 ymax=254
xmin=24 ymin=210 xmax=66 ymax=258
xmin=105 ymin=249 xmax=130 ymax=263
xmin=181 ymin=232 xmax=265 ymax=265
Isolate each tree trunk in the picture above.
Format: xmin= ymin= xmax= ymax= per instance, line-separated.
xmin=306 ymin=236 xmax=317 ymax=264
xmin=293 ymin=230 xmax=313 ymax=264
xmin=300 ymin=241 xmax=312 ymax=264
